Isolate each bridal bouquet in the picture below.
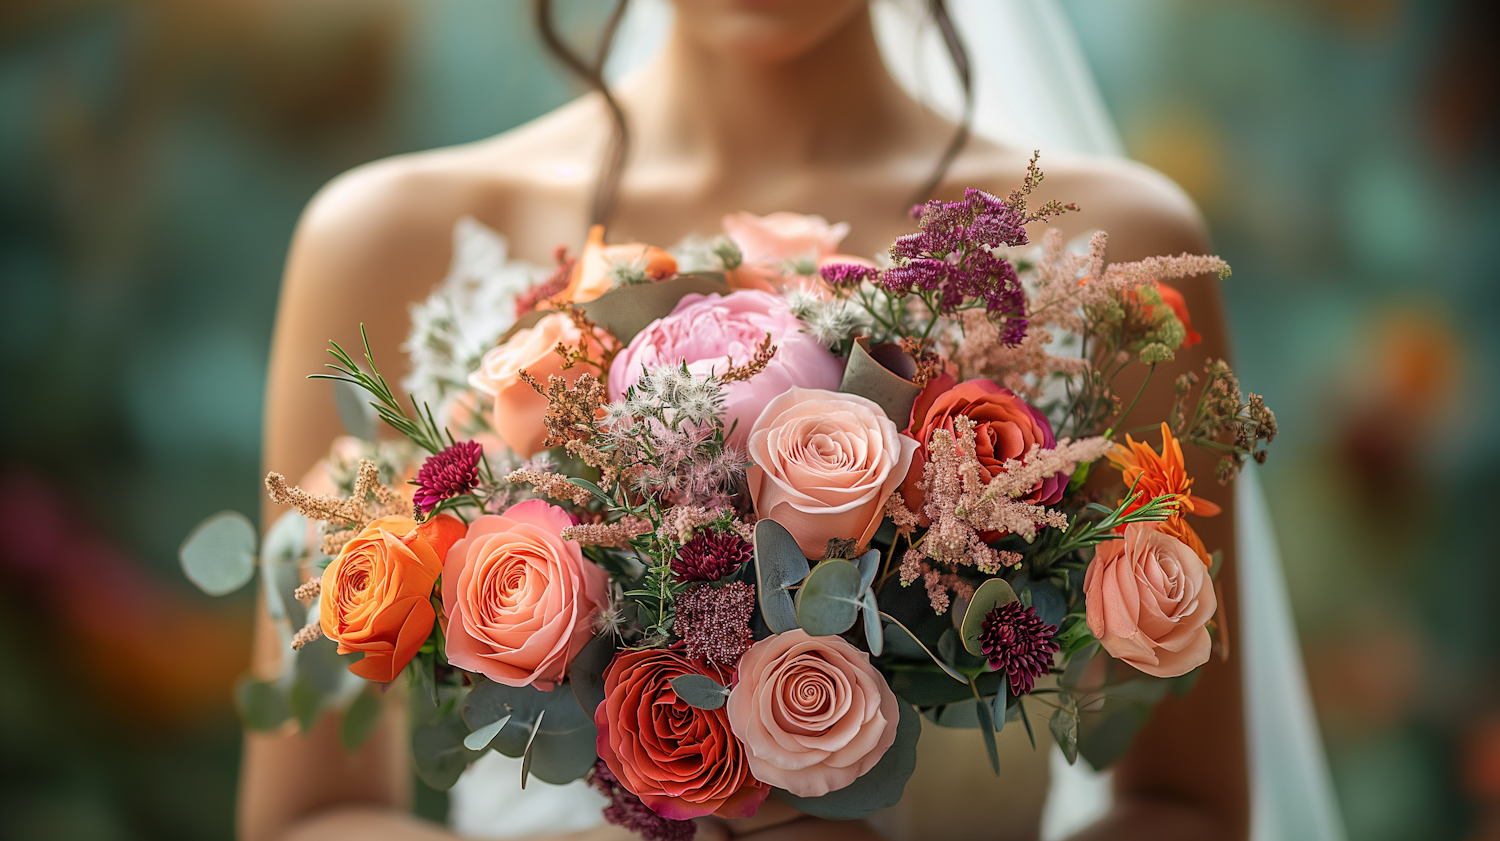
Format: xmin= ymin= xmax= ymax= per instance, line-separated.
xmin=182 ymin=158 xmax=1275 ymax=837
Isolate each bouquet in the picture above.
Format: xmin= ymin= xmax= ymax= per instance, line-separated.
xmin=181 ymin=157 xmax=1276 ymax=837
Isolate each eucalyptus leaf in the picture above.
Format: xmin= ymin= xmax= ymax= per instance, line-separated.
xmin=1050 ymin=707 xmax=1080 ymax=765
xmin=332 ymin=378 xmax=377 ymax=440
xmin=524 ymin=718 xmax=600 ymax=785
xmin=341 ymin=689 xmax=383 ymax=751
xmin=180 ymin=511 xmax=257 ymax=596
xmin=773 ymin=698 xmax=921 ymax=819
xmin=464 ymin=679 xmax=593 ymax=737
xmin=412 ymin=710 xmax=485 ymax=790
xmin=975 ymin=696 xmax=1000 ymax=775
xmin=753 ymin=519 xmax=810 ymax=633
xmin=795 ymin=559 xmax=862 ymax=636
xmin=1029 ymin=580 xmax=1067 ymax=629
xmin=462 ymin=714 xmax=512 ymax=751
xmin=260 ymin=510 xmax=309 ymax=631
xmin=854 ymin=548 xmax=880 ymax=593
xmin=880 ymin=612 xmax=967 ymax=683
xmin=862 ymin=590 xmax=883 ymax=657
xmin=519 ymin=710 xmax=546 ymax=789
xmin=670 ymin=674 xmax=730 ymax=710
xmin=569 ymin=635 xmax=615 ymax=719
xmin=235 ymin=677 xmax=289 ymax=731
xmin=960 ymin=578 xmax=1018 ymax=656
xmin=992 ymin=682 xmax=1008 ymax=734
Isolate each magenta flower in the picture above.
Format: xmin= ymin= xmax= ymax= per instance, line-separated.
xmin=979 ymin=601 xmax=1060 ymax=696
xmin=672 ymin=529 xmax=752 ymax=582
xmin=413 ymin=440 xmax=483 ymax=514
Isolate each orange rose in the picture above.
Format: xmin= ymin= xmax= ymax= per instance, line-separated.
xmin=467 ymin=312 xmax=596 ymax=457
xmin=561 ymin=224 xmax=677 ymax=303
xmin=1085 ymin=522 xmax=1216 ymax=678
xmin=319 ymin=514 xmax=465 ymax=683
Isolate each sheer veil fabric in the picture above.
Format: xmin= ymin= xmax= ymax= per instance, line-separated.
xmin=447 ymin=2 xmax=1345 ymax=839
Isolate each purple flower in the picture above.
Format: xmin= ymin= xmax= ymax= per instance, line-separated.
xmin=817 ymin=260 xmax=878 ymax=287
xmin=978 ymin=601 xmax=1060 ymax=696
xmin=672 ymin=529 xmax=752 ymax=582
xmin=412 ymin=440 xmax=483 ymax=514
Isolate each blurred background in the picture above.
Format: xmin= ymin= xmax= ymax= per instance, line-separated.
xmin=1 ymin=0 xmax=1496 ymax=839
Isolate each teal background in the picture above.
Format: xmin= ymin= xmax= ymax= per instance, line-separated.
xmin=1 ymin=1 xmax=1495 ymax=839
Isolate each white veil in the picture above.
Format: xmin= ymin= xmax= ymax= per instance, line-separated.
xmin=450 ymin=3 xmax=1346 ymax=840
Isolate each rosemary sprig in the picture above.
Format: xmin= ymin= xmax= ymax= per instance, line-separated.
xmin=310 ymin=324 xmax=452 ymax=455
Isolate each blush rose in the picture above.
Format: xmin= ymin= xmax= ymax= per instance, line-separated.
xmin=1085 ymin=522 xmax=1217 ymax=678
xmin=747 ymin=387 xmax=917 ymax=559
xmin=441 ymin=500 xmax=609 ymax=689
xmin=609 ymin=291 xmax=844 ymax=448
xmin=595 ymin=648 xmax=768 ymax=820
xmin=319 ymin=514 xmax=466 ymax=683
xmin=468 ymin=312 xmax=595 ymax=457
xmin=726 ymin=630 xmax=901 ymax=798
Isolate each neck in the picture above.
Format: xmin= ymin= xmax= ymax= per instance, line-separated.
xmin=617 ymin=7 xmax=930 ymax=178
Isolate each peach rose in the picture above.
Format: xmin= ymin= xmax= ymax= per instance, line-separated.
xmin=747 ymin=387 xmax=917 ymax=559
xmin=596 ymin=649 xmax=769 ymax=820
xmin=319 ymin=514 xmax=466 ymax=683
xmin=726 ymin=630 xmax=900 ymax=798
xmin=441 ymin=500 xmax=609 ymax=689
xmin=1085 ymin=522 xmax=1217 ymax=678
xmin=561 ymin=224 xmax=677 ymax=303
xmin=468 ymin=312 xmax=595 ymax=457
xmin=722 ymin=211 xmax=849 ymax=267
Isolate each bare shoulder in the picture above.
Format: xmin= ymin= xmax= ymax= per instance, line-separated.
xmin=948 ymin=142 xmax=1209 ymax=261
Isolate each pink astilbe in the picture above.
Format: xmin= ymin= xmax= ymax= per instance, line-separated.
xmin=920 ymin=565 xmax=976 ymax=615
xmin=562 ymin=517 xmax=651 ymax=547
xmin=884 ymin=491 xmax=921 ymax=536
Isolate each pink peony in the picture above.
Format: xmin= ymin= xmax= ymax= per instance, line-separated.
xmin=1085 ymin=522 xmax=1217 ymax=678
xmin=608 ymin=291 xmax=844 ymax=448
xmin=441 ymin=500 xmax=609 ymax=689
xmin=726 ymin=630 xmax=901 ymax=798
xmin=747 ymin=387 xmax=917 ymax=559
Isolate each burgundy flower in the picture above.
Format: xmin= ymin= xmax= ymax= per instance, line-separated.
xmin=672 ymin=529 xmax=752 ymax=582
xmin=585 ymin=760 xmax=696 ymax=841
xmin=413 ymin=440 xmax=483 ymax=514
xmin=979 ymin=601 xmax=1060 ymax=696
xmin=674 ymin=581 xmax=755 ymax=667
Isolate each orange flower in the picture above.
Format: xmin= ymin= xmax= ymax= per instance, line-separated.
xmin=561 ymin=225 xmax=677 ymax=303
xmin=319 ymin=514 xmax=465 ymax=683
xmin=1155 ymin=282 xmax=1200 ymax=347
xmin=1108 ymin=422 xmax=1222 ymax=524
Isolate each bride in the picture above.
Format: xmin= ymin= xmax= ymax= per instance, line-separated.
xmin=243 ymin=2 xmax=1331 ymax=840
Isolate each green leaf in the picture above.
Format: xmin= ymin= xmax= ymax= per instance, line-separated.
xmin=1029 ymin=580 xmax=1067 ymax=629
xmin=854 ymin=548 xmax=880 ymax=593
xmin=1050 ymin=707 xmax=1079 ymax=765
xmin=332 ymin=379 xmax=377 ymax=440
xmin=412 ymin=709 xmax=485 ymax=790
xmin=772 ymin=698 xmax=921 ymax=819
xmin=992 ymin=682 xmax=1008 ymax=735
xmin=520 ymin=710 xmax=546 ymax=789
xmin=880 ymin=613 xmax=967 ymax=683
xmin=288 ymin=677 xmax=322 ymax=733
xmin=960 ymin=578 xmax=1018 ymax=656
xmin=235 ymin=677 xmax=289 ymax=731
xmin=260 ymin=510 xmax=309 ymax=631
xmin=179 ymin=511 xmax=257 ymax=596
xmin=569 ymin=634 xmax=615 ymax=719
xmin=462 ymin=714 xmax=512 ymax=751
xmin=670 ymin=674 xmax=730 ymax=710
xmin=975 ymin=696 xmax=1000 ymax=775
xmin=837 ymin=338 xmax=923 ymax=426
xmin=795 ymin=559 xmax=862 ymax=636
xmin=565 ymin=477 xmax=613 ymax=505
xmin=579 ymin=272 xmax=731 ymax=345
xmin=463 ymin=679 xmax=594 ymax=738
xmin=753 ymin=519 xmax=811 ymax=633
xmin=523 ymin=718 xmax=600 ymax=785
xmin=1060 ymin=641 xmax=1099 ymax=689
xmin=862 ymin=591 xmax=883 ymax=657
xmin=341 ymin=689 xmax=383 ymax=751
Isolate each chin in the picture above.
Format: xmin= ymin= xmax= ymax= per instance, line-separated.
xmin=670 ymin=0 xmax=867 ymax=63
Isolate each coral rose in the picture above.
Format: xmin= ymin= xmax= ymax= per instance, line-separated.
xmin=726 ymin=630 xmax=900 ymax=798
xmin=747 ymin=387 xmax=917 ymax=559
xmin=609 ymin=291 xmax=844 ymax=448
xmin=722 ymin=211 xmax=849 ymax=267
xmin=468 ymin=312 xmax=595 ymax=457
xmin=595 ymin=649 xmax=768 ymax=820
xmin=1085 ymin=522 xmax=1217 ymax=678
xmin=902 ymin=378 xmax=1065 ymax=519
xmin=441 ymin=500 xmax=608 ymax=689
xmin=319 ymin=514 xmax=466 ymax=683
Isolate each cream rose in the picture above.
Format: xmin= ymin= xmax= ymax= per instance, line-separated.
xmin=1085 ymin=522 xmax=1217 ymax=678
xmin=467 ymin=313 xmax=591 ymax=457
xmin=726 ymin=630 xmax=900 ymax=797
xmin=747 ymin=387 xmax=917 ymax=559
xmin=441 ymin=500 xmax=609 ymax=689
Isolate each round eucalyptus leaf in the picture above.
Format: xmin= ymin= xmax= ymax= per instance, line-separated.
xmin=464 ymin=679 xmax=593 ymax=736
xmin=1029 ymin=579 xmax=1067 ymax=629
xmin=960 ymin=578 xmax=1018 ymax=656
xmin=669 ymin=674 xmax=730 ymax=710
xmin=180 ymin=511 xmax=257 ymax=596
xmin=413 ymin=712 xmax=485 ymax=790
xmin=463 ymin=714 xmax=512 ymax=751
xmin=527 ymin=720 xmax=602 ymax=785
xmin=854 ymin=548 xmax=880 ymax=593
xmin=795 ymin=559 xmax=862 ymax=636
xmin=754 ymin=519 xmax=810 ymax=633
xmin=235 ymin=677 xmax=289 ymax=731
xmin=862 ymin=591 xmax=883 ymax=657
xmin=773 ymin=697 xmax=921 ymax=819
xmin=341 ymin=689 xmax=383 ymax=752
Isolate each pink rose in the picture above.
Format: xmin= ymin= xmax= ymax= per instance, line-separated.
xmin=747 ymin=387 xmax=918 ymax=559
xmin=468 ymin=312 xmax=594 ymax=457
xmin=608 ymin=291 xmax=844 ymax=448
xmin=441 ymin=500 xmax=609 ymax=689
xmin=722 ymin=211 xmax=849 ymax=267
xmin=1085 ymin=522 xmax=1217 ymax=679
xmin=726 ymin=630 xmax=900 ymax=798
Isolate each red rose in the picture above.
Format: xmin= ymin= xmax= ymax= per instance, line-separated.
xmin=595 ymin=649 xmax=768 ymax=820
xmin=902 ymin=378 xmax=1066 ymax=519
